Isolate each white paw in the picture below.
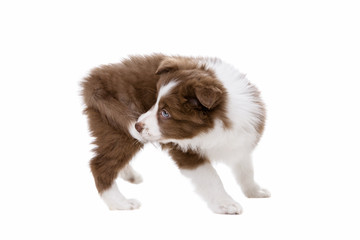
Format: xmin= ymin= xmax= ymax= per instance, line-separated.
xmin=107 ymin=198 xmax=141 ymax=210
xmin=120 ymin=170 xmax=143 ymax=184
xmin=244 ymin=187 xmax=271 ymax=198
xmin=119 ymin=165 xmax=143 ymax=184
xmin=101 ymin=184 xmax=141 ymax=210
xmin=209 ymin=199 xmax=243 ymax=215
xmin=128 ymin=174 xmax=143 ymax=184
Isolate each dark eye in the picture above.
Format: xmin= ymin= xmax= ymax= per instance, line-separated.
xmin=160 ymin=109 xmax=171 ymax=119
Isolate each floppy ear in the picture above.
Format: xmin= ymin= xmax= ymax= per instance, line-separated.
xmin=155 ymin=58 xmax=179 ymax=75
xmin=194 ymin=86 xmax=223 ymax=109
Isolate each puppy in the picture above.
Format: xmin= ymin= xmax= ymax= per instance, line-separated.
xmin=81 ymin=54 xmax=270 ymax=214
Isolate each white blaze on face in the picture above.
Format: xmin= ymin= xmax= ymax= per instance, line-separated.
xmin=136 ymin=81 xmax=178 ymax=142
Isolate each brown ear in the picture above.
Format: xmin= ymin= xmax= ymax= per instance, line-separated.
xmin=155 ymin=57 xmax=179 ymax=75
xmin=194 ymin=86 xmax=223 ymax=109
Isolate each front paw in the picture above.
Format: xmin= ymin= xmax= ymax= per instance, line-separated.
xmin=244 ymin=187 xmax=271 ymax=198
xmin=209 ymin=199 xmax=243 ymax=215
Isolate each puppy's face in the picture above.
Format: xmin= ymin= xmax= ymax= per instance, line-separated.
xmin=135 ymin=57 xmax=228 ymax=142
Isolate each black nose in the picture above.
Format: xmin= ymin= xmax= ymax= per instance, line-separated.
xmin=135 ymin=122 xmax=144 ymax=133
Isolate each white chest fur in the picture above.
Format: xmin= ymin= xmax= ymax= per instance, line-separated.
xmin=169 ymin=119 xmax=258 ymax=162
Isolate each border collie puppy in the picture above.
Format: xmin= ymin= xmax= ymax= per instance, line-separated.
xmin=81 ymin=54 xmax=270 ymax=214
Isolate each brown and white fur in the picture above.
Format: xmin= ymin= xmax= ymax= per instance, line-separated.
xmin=81 ymin=54 xmax=270 ymax=214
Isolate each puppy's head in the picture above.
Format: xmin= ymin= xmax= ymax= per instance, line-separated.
xmin=135 ymin=57 xmax=229 ymax=142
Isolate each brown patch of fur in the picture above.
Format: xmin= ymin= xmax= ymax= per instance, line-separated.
xmin=81 ymin=54 xmax=165 ymax=132
xmin=162 ymin=143 xmax=208 ymax=169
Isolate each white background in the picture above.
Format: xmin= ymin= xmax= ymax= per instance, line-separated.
xmin=1 ymin=0 xmax=359 ymax=239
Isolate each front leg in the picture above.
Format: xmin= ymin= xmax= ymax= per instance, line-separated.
xmin=165 ymin=144 xmax=242 ymax=214
xmin=181 ymin=163 xmax=243 ymax=214
xmin=229 ymin=154 xmax=271 ymax=198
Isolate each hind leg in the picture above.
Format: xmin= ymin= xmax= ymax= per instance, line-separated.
xmin=100 ymin=180 xmax=141 ymax=210
xmin=86 ymin=108 xmax=143 ymax=210
xmin=91 ymin=152 xmax=142 ymax=210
